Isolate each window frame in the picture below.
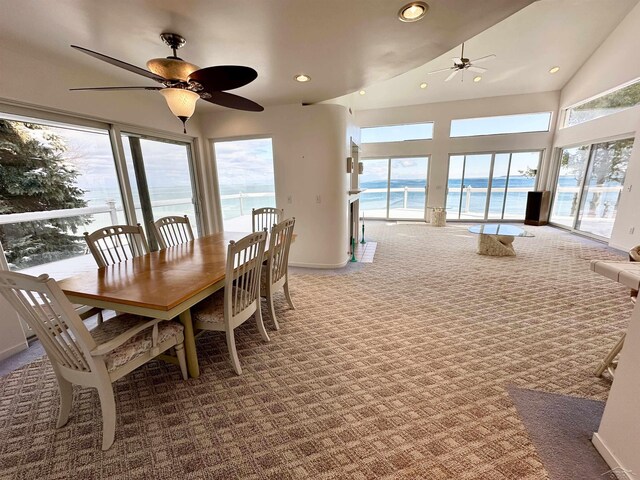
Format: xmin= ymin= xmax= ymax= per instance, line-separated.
xmin=449 ymin=112 xmax=553 ymax=139
xmin=563 ymin=77 xmax=640 ymax=128
xmin=360 ymin=122 xmax=435 ymax=144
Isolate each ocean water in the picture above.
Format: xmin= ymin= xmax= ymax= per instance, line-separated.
xmin=360 ymin=175 xmax=623 ymax=220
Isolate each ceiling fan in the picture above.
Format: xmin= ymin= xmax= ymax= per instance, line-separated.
xmin=70 ymin=33 xmax=264 ymax=133
xmin=427 ymin=43 xmax=496 ymax=82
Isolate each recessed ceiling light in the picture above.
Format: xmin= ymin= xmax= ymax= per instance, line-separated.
xmin=420 ymin=82 xmax=428 ymax=89
xmin=473 ymin=76 xmax=482 ymax=83
xmin=549 ymin=66 xmax=560 ymax=74
xmin=294 ymin=74 xmax=311 ymax=82
xmin=398 ymin=2 xmax=429 ymax=22
xmin=359 ymin=90 xmax=366 ymax=95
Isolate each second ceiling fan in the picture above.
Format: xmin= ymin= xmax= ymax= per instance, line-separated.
xmin=71 ymin=33 xmax=264 ymax=132
xmin=427 ymin=43 xmax=496 ymax=82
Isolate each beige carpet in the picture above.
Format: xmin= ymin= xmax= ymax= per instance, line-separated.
xmin=0 ymin=223 xmax=632 ymax=479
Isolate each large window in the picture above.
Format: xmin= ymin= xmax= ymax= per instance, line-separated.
xmin=450 ymin=112 xmax=551 ymax=138
xmin=565 ymin=79 xmax=640 ymax=127
xmin=360 ymin=157 xmax=429 ymax=220
xmin=447 ymin=151 xmax=541 ymax=220
xmin=0 ymin=115 xmax=126 ymax=276
xmin=550 ymin=138 xmax=633 ymax=238
xmin=361 ymin=123 xmax=434 ymax=144
xmin=122 ymin=133 xmax=200 ymax=243
xmin=213 ymin=138 xmax=276 ymax=231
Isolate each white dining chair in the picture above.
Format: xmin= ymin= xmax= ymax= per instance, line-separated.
xmin=151 ymin=215 xmax=194 ymax=249
xmin=192 ymin=231 xmax=269 ymax=375
xmin=252 ymin=207 xmax=283 ymax=233
xmin=262 ymin=218 xmax=296 ymax=329
xmin=0 ymin=270 xmax=188 ymax=450
xmin=84 ymin=224 xmax=149 ymax=268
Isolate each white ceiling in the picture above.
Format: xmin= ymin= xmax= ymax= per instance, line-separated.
xmin=329 ymin=0 xmax=639 ymax=111
xmin=0 ymin=0 xmax=534 ymax=109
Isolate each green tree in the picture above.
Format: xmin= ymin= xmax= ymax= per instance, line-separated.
xmin=0 ymin=120 xmax=90 ymax=269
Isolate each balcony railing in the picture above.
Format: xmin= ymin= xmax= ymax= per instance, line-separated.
xmin=0 ymin=198 xmax=194 ymax=226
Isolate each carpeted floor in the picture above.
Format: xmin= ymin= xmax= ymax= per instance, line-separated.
xmin=0 ymin=222 xmax=632 ymax=479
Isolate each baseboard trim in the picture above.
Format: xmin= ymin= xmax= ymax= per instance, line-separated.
xmin=0 ymin=341 xmax=28 ymax=362
xmin=592 ymin=432 xmax=636 ymax=480
xmin=289 ymin=258 xmax=349 ymax=269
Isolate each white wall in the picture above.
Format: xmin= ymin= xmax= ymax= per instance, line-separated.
xmin=355 ymin=91 xmax=560 ymax=211
xmin=198 ymin=104 xmax=351 ymax=268
xmin=554 ymin=2 xmax=640 ymax=251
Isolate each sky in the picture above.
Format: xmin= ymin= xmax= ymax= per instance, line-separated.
xmin=213 ymin=138 xmax=276 ymax=190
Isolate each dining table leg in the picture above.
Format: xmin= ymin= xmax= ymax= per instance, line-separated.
xmin=178 ymin=308 xmax=200 ymax=378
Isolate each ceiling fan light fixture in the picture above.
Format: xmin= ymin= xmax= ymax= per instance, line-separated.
xmin=549 ymin=66 xmax=560 ymax=74
xmin=160 ymin=88 xmax=199 ymax=133
xmin=146 ymin=58 xmax=200 ymax=82
xmin=294 ymin=74 xmax=311 ymax=83
xmin=398 ymin=2 xmax=429 ymax=22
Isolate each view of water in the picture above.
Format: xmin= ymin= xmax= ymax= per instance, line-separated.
xmin=360 ymin=175 xmax=623 ymax=221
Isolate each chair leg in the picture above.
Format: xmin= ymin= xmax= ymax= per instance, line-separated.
xmin=266 ymin=289 xmax=280 ymax=331
xmin=55 ymin=375 xmax=73 ymax=428
xmin=226 ymin=328 xmax=242 ymax=375
xmin=97 ymin=309 xmax=104 ymax=324
xmin=97 ymin=382 xmax=117 ymax=450
xmin=284 ymin=280 xmax=296 ymax=310
xmin=175 ymin=343 xmax=188 ymax=380
xmin=595 ymin=333 xmax=626 ymax=377
xmin=255 ymin=303 xmax=270 ymax=342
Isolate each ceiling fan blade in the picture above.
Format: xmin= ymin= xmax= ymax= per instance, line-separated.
xmin=445 ymin=70 xmax=460 ymax=82
xmin=202 ymin=91 xmax=264 ymax=112
xmin=427 ymin=67 xmax=454 ymax=75
xmin=452 ymin=57 xmax=462 ymax=65
xmin=189 ymin=65 xmax=258 ymax=92
xmin=470 ymin=54 xmax=496 ymax=64
xmin=70 ymin=86 xmax=163 ymax=91
xmin=71 ymin=45 xmax=166 ymax=82
xmin=467 ymin=66 xmax=487 ymax=73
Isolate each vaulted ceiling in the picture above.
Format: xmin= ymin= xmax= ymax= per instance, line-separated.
xmin=329 ymin=0 xmax=639 ymax=110
xmin=0 ymin=0 xmax=534 ymax=109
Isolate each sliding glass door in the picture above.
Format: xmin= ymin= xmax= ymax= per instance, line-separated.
xmin=360 ymin=157 xmax=429 ymax=220
xmin=122 ymin=133 xmax=201 ymax=245
xmin=447 ymin=151 xmax=541 ymax=221
xmin=550 ymin=138 xmax=633 ymax=238
xmin=213 ymin=137 xmax=276 ymax=231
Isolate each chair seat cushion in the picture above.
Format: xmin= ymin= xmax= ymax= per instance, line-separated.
xmin=192 ymin=289 xmax=225 ymax=326
xmin=90 ymin=315 xmax=183 ymax=372
xmin=192 ymin=287 xmax=253 ymax=326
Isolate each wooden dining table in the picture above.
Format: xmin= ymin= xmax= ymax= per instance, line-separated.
xmin=59 ymin=231 xmax=266 ymax=378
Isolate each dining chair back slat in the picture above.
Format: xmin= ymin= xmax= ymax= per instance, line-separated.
xmin=84 ymin=224 xmax=149 ymax=267
xmin=227 ymin=231 xmax=267 ymax=320
xmin=0 ymin=272 xmax=95 ymax=372
xmin=262 ymin=218 xmax=296 ymax=329
xmin=152 ymin=215 xmax=194 ymax=249
xmin=252 ymin=207 xmax=283 ymax=233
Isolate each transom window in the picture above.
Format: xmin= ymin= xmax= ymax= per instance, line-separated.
xmin=564 ymin=79 xmax=640 ymax=127
xmin=361 ymin=123 xmax=434 ymax=144
xmin=450 ymin=112 xmax=552 ymax=138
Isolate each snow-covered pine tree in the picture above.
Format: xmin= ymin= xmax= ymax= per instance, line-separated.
xmin=0 ymin=119 xmax=90 ymax=269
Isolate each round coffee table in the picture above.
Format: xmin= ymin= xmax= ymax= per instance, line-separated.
xmin=468 ymin=224 xmax=534 ymax=256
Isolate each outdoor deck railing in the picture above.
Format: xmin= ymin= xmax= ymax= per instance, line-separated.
xmin=0 ymin=198 xmax=193 ymax=226
xmin=361 ymin=185 xmax=622 ymax=212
